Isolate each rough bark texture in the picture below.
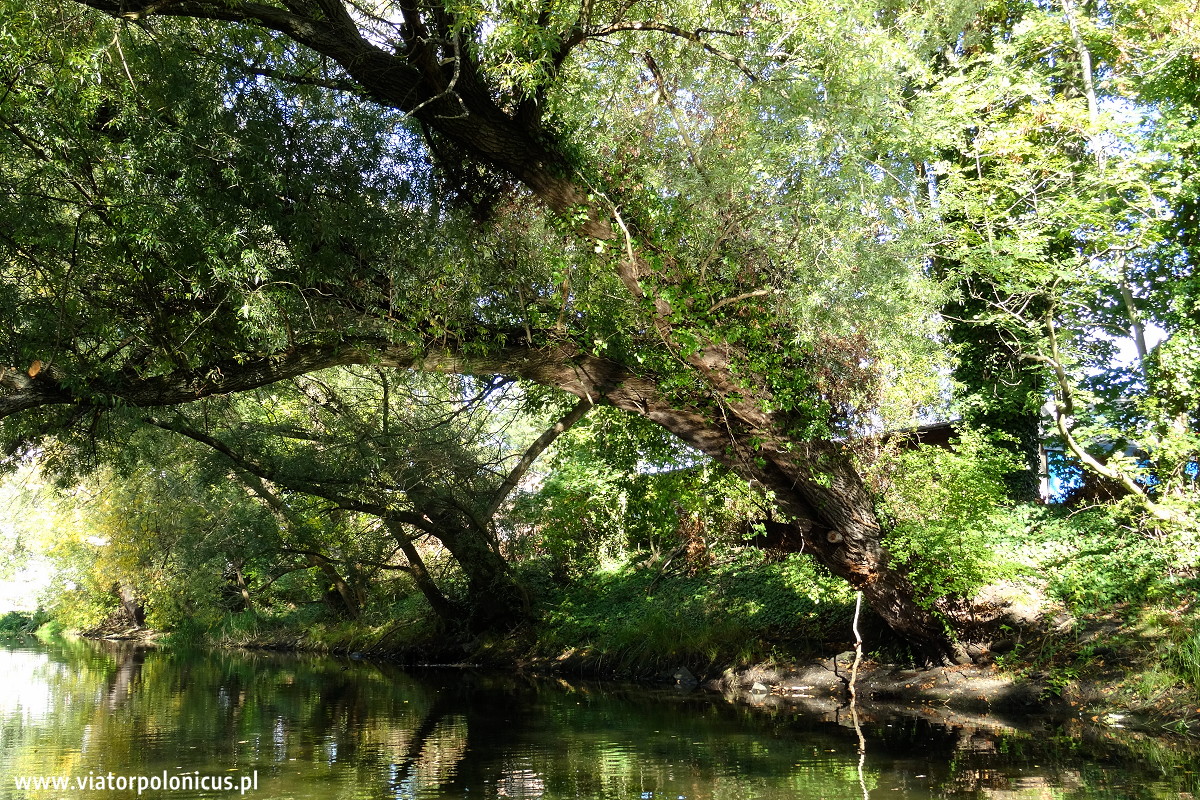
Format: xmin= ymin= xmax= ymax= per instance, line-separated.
xmin=418 ymin=505 xmax=529 ymax=634
xmin=70 ymin=0 xmax=615 ymax=238
xmin=231 ymin=560 xmax=255 ymax=613
xmin=117 ymin=583 xmax=146 ymax=628
xmin=232 ymin=468 xmax=363 ymax=618
xmin=307 ymin=551 xmax=362 ymax=619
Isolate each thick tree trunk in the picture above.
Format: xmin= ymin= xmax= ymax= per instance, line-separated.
xmin=116 ymin=582 xmax=146 ymax=628
xmin=730 ymin=446 xmax=959 ymax=662
xmin=420 ymin=507 xmax=528 ymax=634
xmin=548 ymin=359 xmax=962 ymax=660
xmin=764 ymin=517 xmax=955 ymax=662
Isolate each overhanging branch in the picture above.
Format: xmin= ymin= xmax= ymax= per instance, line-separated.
xmin=484 ymin=396 xmax=593 ymax=521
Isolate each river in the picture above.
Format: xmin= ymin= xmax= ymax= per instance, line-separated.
xmin=0 ymin=640 xmax=1195 ymax=799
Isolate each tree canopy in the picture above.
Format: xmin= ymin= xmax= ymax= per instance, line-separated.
xmin=1 ymin=0 xmax=1196 ymax=659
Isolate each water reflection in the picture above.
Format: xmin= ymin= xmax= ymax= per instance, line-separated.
xmin=0 ymin=649 xmax=55 ymax=721
xmin=0 ymin=640 xmax=1196 ymax=800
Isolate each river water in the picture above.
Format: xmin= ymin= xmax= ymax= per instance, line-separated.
xmin=0 ymin=640 xmax=1195 ymax=799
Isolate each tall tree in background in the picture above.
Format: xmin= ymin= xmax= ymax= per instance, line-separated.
xmin=930 ymin=0 xmax=1198 ymax=515
xmin=1126 ymin=0 xmax=1200 ymax=496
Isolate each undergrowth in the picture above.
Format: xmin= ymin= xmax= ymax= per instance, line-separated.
xmin=983 ymin=504 xmax=1200 ymax=712
xmin=0 ymin=609 xmax=45 ymax=636
xmin=529 ymin=549 xmax=855 ymax=676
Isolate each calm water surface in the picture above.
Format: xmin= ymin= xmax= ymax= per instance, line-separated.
xmin=0 ymin=640 xmax=1195 ymax=799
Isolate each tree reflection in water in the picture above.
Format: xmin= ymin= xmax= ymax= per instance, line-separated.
xmin=0 ymin=640 xmax=1196 ymax=800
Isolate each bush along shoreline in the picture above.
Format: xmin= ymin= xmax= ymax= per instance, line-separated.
xmin=31 ymin=501 xmax=1197 ymax=738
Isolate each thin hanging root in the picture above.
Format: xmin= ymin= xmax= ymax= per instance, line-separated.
xmin=849 ymin=591 xmax=868 ymax=799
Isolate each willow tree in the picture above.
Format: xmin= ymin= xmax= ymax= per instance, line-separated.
xmin=9 ymin=0 xmax=1163 ymax=658
xmin=144 ymin=370 xmax=592 ymax=632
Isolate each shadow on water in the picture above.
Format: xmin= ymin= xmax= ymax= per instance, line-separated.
xmin=2 ymin=639 xmax=1198 ymax=799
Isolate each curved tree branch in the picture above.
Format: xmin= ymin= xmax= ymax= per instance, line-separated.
xmin=484 ymin=395 xmax=593 ymax=521
xmin=72 ymin=0 xmax=615 ymax=236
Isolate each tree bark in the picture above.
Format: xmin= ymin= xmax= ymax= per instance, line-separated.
xmin=231 ymin=559 xmax=255 ymax=613
xmin=306 ymin=550 xmax=362 ymax=619
xmin=227 ymin=468 xmax=362 ymax=618
xmin=408 ymin=495 xmax=529 ymax=634
xmin=381 ymin=515 xmax=459 ymax=625
xmin=484 ymin=397 xmax=593 ymax=522
xmin=68 ymin=0 xmax=614 ymax=238
xmin=116 ymin=582 xmax=146 ymax=628
xmin=143 ymin=413 xmax=530 ymax=633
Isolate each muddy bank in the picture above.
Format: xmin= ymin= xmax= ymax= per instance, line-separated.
xmin=703 ymin=652 xmax=1196 ymax=737
xmin=717 ymin=653 xmax=1039 ymax=708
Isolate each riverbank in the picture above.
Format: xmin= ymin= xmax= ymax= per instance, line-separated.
xmin=11 ymin=528 xmax=1198 ymax=737
xmin=54 ymin=606 xmax=1197 ymax=738
xmin=529 ymin=634 xmax=1200 ymax=737
xmin=713 ymin=652 xmax=1196 ymax=736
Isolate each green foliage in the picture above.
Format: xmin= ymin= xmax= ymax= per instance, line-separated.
xmin=873 ymin=432 xmax=1024 ymax=602
xmin=158 ymin=616 xmax=212 ymax=648
xmin=1164 ymin=627 xmax=1200 ymax=700
xmin=965 ymin=502 xmax=1197 ymax=624
xmin=510 ymin=406 xmax=759 ymax=578
xmin=1 ymin=0 xmax=1197 ymax=657
xmin=1145 ymin=327 xmax=1200 ymax=467
xmin=33 ymin=618 xmax=67 ymax=640
xmin=912 ymin=0 xmax=1200 ymax=509
xmin=534 ymin=550 xmax=854 ymax=672
xmin=35 ymin=455 xmax=280 ymax=633
xmin=43 ymin=581 xmax=118 ymax=633
xmin=0 ymin=609 xmax=42 ymax=636
xmin=1029 ymin=509 xmax=1198 ymax=614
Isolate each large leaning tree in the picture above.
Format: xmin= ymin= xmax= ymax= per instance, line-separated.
xmin=3 ymin=0 xmax=1189 ymax=658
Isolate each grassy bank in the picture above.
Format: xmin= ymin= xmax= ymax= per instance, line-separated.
xmin=23 ymin=498 xmax=1199 ymax=730
xmin=160 ymin=549 xmax=860 ymax=670
xmin=141 ymin=511 xmax=1196 ymax=725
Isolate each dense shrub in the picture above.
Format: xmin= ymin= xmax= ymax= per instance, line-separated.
xmin=871 ymin=431 xmax=1024 ymax=604
xmin=532 ymin=549 xmax=855 ymax=673
xmin=0 ymin=610 xmax=43 ymax=636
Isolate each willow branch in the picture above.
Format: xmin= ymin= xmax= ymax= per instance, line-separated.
xmin=582 ymin=21 xmax=758 ymax=81
xmin=484 ymin=396 xmax=593 ymax=520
